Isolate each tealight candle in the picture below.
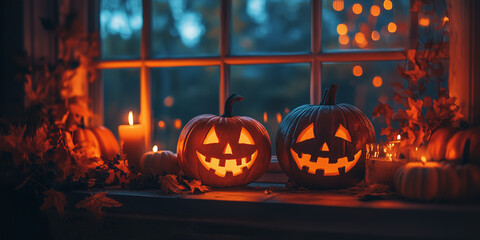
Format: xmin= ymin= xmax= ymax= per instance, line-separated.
xmin=118 ymin=111 xmax=145 ymax=171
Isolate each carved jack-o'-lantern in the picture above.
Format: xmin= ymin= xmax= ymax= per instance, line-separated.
xmin=177 ymin=93 xmax=271 ymax=187
xmin=276 ymin=84 xmax=376 ymax=188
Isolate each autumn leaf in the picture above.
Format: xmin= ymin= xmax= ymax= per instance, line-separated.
xmin=75 ymin=191 xmax=122 ymax=218
xmin=184 ymin=179 xmax=210 ymax=194
xmin=372 ymin=102 xmax=394 ymax=129
xmin=40 ymin=189 xmax=67 ymax=215
xmin=159 ymin=175 xmax=186 ymax=194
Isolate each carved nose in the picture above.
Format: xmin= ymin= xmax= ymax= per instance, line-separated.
xmin=321 ymin=142 xmax=329 ymax=152
xmin=224 ymin=143 xmax=233 ymax=154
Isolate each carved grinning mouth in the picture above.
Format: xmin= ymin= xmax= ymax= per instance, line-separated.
xmin=290 ymin=149 xmax=362 ymax=176
xmin=196 ymin=150 xmax=258 ymax=177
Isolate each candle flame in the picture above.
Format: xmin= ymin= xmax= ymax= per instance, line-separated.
xmin=397 ymin=134 xmax=401 ymax=140
xmin=128 ymin=111 xmax=133 ymax=126
xmin=153 ymin=145 xmax=158 ymax=152
xmin=421 ymin=156 xmax=427 ymax=164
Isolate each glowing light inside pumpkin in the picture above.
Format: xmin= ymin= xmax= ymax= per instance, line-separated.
xmin=333 ymin=0 xmax=344 ymax=11
xmin=352 ymin=3 xmax=362 ymax=14
xmin=321 ymin=142 xmax=329 ymax=152
xmin=128 ymin=111 xmax=134 ymax=126
xmin=239 ymin=127 xmax=255 ymax=145
xmin=388 ymin=22 xmax=397 ymax=33
xmin=153 ymin=145 xmax=158 ymax=152
xmin=370 ymin=5 xmax=380 ymax=17
xmin=353 ymin=65 xmax=363 ymax=76
xmin=419 ymin=17 xmax=430 ymax=27
xmin=371 ymin=30 xmax=380 ymax=41
xmin=204 ymin=126 xmax=220 ymax=144
xmin=383 ymin=0 xmax=392 ymax=10
xmin=337 ymin=23 xmax=348 ymax=35
xmin=335 ymin=124 xmax=352 ymax=142
xmin=223 ymin=143 xmax=233 ymax=154
xmin=296 ymin=123 xmax=315 ymax=143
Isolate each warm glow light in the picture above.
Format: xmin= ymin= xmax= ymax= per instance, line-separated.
xmin=397 ymin=134 xmax=401 ymax=140
xmin=174 ymin=119 xmax=182 ymax=129
xmin=443 ymin=16 xmax=449 ymax=24
xmin=284 ymin=108 xmax=290 ymax=113
xmin=353 ymin=65 xmax=363 ymax=77
xmin=383 ymin=0 xmax=392 ymax=10
xmin=263 ymin=112 xmax=268 ymax=123
xmin=388 ymin=22 xmax=397 ymax=33
xmin=128 ymin=111 xmax=134 ymax=126
xmin=158 ymin=120 xmax=165 ymax=129
xmin=370 ymin=5 xmax=380 ymax=17
xmin=276 ymin=113 xmax=282 ymax=123
xmin=164 ymin=96 xmax=174 ymax=107
xmin=352 ymin=3 xmax=362 ymax=14
xmin=339 ymin=35 xmax=350 ymax=45
xmin=421 ymin=156 xmax=427 ymax=164
xmin=337 ymin=23 xmax=348 ymax=35
xmin=418 ymin=17 xmax=430 ymax=27
xmin=372 ymin=76 xmax=383 ymax=87
xmin=354 ymin=32 xmax=367 ymax=47
xmin=333 ymin=0 xmax=344 ymax=11
xmin=153 ymin=145 xmax=158 ymax=152
xmin=371 ymin=30 xmax=380 ymax=41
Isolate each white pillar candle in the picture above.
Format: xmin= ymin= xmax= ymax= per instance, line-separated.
xmin=118 ymin=111 xmax=145 ymax=171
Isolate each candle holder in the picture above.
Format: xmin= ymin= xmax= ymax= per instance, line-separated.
xmin=365 ymin=142 xmax=406 ymax=187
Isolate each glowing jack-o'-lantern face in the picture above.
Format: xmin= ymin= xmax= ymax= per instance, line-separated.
xmin=196 ymin=126 xmax=258 ymax=177
xmin=177 ymin=93 xmax=272 ymax=187
xmin=276 ymin=84 xmax=376 ymax=188
xmin=290 ymin=123 xmax=362 ymax=176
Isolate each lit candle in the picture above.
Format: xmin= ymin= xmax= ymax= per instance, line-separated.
xmin=365 ymin=142 xmax=406 ymax=187
xmin=118 ymin=111 xmax=145 ymax=171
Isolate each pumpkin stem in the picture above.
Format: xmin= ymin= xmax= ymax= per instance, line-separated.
xmin=221 ymin=93 xmax=244 ymax=118
xmin=320 ymin=84 xmax=338 ymax=105
xmin=461 ymin=139 xmax=471 ymax=165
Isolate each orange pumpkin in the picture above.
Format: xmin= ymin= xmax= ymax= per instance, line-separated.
xmin=72 ymin=126 xmax=120 ymax=161
xmin=427 ymin=127 xmax=457 ymax=161
xmin=140 ymin=148 xmax=179 ymax=175
xmin=428 ymin=126 xmax=480 ymax=164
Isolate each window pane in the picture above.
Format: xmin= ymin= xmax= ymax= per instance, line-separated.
xmin=151 ymin=0 xmax=220 ymax=58
xmin=231 ymin=0 xmax=311 ymax=55
xmin=322 ymin=61 xmax=402 ymax=141
xmin=103 ymin=68 xmax=141 ymax=138
xmin=100 ymin=0 xmax=142 ymax=59
xmin=322 ymin=0 xmax=409 ymax=51
xmin=152 ymin=67 xmax=219 ymax=150
xmin=231 ymin=63 xmax=310 ymax=153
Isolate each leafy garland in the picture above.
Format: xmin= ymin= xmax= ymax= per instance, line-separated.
xmin=0 ymin=10 xmax=208 ymax=218
xmin=372 ymin=0 xmax=461 ymax=157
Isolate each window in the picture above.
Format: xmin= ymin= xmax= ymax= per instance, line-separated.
xmin=98 ymin=0 xmax=448 ymax=152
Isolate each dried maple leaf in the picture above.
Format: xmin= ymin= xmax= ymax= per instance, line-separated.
xmin=75 ymin=191 xmax=122 ymax=218
xmin=159 ymin=175 xmax=186 ymax=194
xmin=40 ymin=189 xmax=67 ymax=215
xmin=184 ymin=179 xmax=210 ymax=194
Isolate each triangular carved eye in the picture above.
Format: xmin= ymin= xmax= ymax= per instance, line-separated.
xmin=238 ymin=127 xmax=254 ymax=145
xmin=296 ymin=123 xmax=315 ymax=143
xmin=203 ymin=126 xmax=219 ymax=144
xmin=335 ymin=124 xmax=351 ymax=142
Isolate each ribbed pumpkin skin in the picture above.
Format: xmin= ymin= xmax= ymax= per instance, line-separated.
xmin=177 ymin=95 xmax=271 ymax=187
xmin=394 ymin=163 xmax=459 ymax=201
xmin=276 ymin=85 xmax=376 ymax=188
xmin=140 ymin=150 xmax=179 ymax=175
xmin=72 ymin=126 xmax=120 ymax=161
xmin=427 ymin=127 xmax=457 ymax=161
xmin=445 ymin=127 xmax=480 ymax=163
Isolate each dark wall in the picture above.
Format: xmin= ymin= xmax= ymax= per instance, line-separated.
xmin=0 ymin=0 xmax=25 ymax=120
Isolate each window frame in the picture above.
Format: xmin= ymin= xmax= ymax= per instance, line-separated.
xmin=95 ymin=0 xmax=417 ymax=148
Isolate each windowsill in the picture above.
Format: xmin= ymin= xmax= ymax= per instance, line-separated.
xmin=48 ymin=183 xmax=480 ymax=240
